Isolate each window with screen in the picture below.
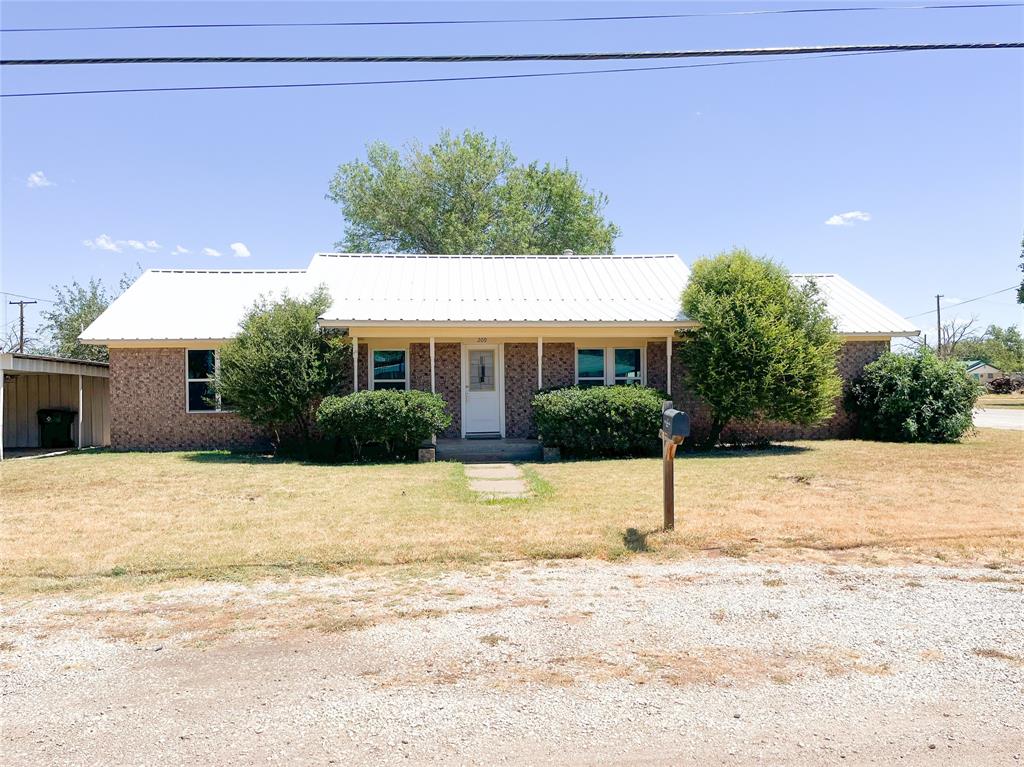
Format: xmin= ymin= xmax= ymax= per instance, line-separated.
xmin=372 ymin=349 xmax=407 ymax=390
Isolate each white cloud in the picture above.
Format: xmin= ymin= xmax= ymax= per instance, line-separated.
xmin=172 ymin=245 xmax=190 ymax=255
xmin=824 ymin=210 xmax=872 ymax=227
xmin=83 ymin=234 xmax=159 ymax=252
xmin=84 ymin=234 xmax=161 ymax=253
xmin=125 ymin=239 xmax=161 ymax=252
xmin=82 ymin=234 xmax=122 ymax=252
xmin=229 ymin=242 xmax=251 ymax=258
xmin=202 ymin=247 xmax=222 ymax=257
xmin=26 ymin=171 xmax=55 ymax=188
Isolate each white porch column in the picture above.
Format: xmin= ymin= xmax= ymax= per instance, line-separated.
xmin=537 ymin=336 xmax=543 ymax=389
xmin=665 ymin=336 xmax=672 ymax=397
xmin=429 ymin=336 xmax=436 ymax=393
xmin=352 ymin=336 xmax=359 ymax=392
xmin=77 ymin=374 xmax=84 ymax=448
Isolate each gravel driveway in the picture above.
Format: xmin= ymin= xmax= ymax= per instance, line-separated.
xmin=2 ymin=559 xmax=1022 ymax=765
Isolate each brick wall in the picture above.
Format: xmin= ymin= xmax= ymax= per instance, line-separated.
xmin=504 ymin=343 xmax=539 ymax=438
xmin=408 ymin=342 xmax=461 ymax=438
xmin=646 ymin=341 xmax=669 ymax=393
xmin=670 ymin=339 xmax=890 ymax=443
xmin=541 ymin=343 xmax=575 ymax=389
xmin=109 ymin=348 xmax=269 ymax=451
xmin=409 ymin=343 xmax=431 ymax=392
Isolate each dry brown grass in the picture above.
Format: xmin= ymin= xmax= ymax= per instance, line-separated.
xmin=1 ymin=429 xmax=1021 ymax=593
xmin=978 ymin=393 xmax=1024 ymax=409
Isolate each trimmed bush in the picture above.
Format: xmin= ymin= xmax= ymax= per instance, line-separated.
xmin=846 ymin=351 xmax=980 ymax=443
xmin=316 ymin=390 xmax=452 ymax=461
xmin=532 ymin=385 xmax=666 ymax=457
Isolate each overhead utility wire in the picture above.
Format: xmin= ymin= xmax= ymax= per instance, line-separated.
xmin=2 ymin=2 xmax=1022 ymax=33
xmin=0 ymin=291 xmax=54 ymax=303
xmin=4 ymin=42 xmax=1023 ymax=67
xmin=905 ymin=286 xmax=1019 ymax=318
xmin=0 ymin=50 xmax=913 ymax=98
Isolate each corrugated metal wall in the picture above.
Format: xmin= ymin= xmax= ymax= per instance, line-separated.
xmin=2 ymin=373 xmax=110 ymax=448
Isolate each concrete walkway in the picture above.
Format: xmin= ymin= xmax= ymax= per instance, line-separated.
xmin=464 ymin=462 xmax=530 ymax=499
xmin=974 ymin=407 xmax=1024 ymax=431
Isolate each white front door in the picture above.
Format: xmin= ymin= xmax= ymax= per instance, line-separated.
xmin=463 ymin=345 xmax=502 ymax=436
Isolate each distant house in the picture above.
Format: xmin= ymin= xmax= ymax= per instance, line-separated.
xmin=965 ymin=360 xmax=1003 ymax=383
xmin=79 ymin=253 xmax=918 ymax=451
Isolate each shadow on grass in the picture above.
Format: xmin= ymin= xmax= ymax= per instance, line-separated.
xmin=682 ymin=444 xmax=812 ymax=460
xmin=551 ymin=443 xmax=811 ymax=464
xmin=181 ymin=450 xmax=423 ymax=468
xmin=182 ymin=451 xmax=286 ymax=465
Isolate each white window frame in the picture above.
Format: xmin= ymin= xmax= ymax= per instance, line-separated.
xmin=185 ymin=348 xmax=231 ymax=413
xmin=574 ymin=345 xmax=646 ymax=387
xmin=369 ymin=346 xmax=410 ymax=391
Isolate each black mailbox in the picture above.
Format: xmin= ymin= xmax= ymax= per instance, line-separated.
xmin=661 ymin=409 xmax=690 ymax=440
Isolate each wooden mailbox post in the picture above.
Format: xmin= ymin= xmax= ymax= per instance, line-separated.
xmin=659 ymin=408 xmax=690 ymax=531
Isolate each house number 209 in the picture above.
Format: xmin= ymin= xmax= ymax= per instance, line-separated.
xmin=476 ymin=337 xmax=488 ymax=343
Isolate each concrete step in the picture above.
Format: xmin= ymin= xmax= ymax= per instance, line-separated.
xmin=436 ymin=438 xmax=542 ymax=464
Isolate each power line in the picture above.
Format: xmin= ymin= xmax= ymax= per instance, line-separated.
xmin=4 ymin=42 xmax=1022 ymax=67
xmin=905 ymin=286 xmax=1019 ymax=318
xmin=2 ymin=2 xmax=1022 ymax=33
xmin=0 ymin=290 xmax=53 ymax=303
xmin=0 ymin=50 xmax=908 ymax=99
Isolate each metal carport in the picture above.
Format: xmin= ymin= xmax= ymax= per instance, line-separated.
xmin=1 ymin=353 xmax=110 ymax=459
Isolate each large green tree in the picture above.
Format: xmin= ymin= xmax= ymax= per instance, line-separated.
xmin=213 ymin=287 xmax=350 ymax=452
xmin=679 ymin=249 xmax=842 ymax=448
xmin=37 ymin=271 xmax=137 ymax=362
xmin=955 ymin=324 xmax=1024 ymax=373
xmin=327 ymin=129 xmax=620 ymax=254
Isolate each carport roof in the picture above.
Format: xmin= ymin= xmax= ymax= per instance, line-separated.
xmin=0 ymin=353 xmax=110 ymax=377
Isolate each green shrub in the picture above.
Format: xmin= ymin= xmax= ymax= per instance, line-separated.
xmin=316 ymin=390 xmax=452 ymax=461
xmin=532 ymin=386 xmax=666 ymax=457
xmin=846 ymin=350 xmax=980 ymax=443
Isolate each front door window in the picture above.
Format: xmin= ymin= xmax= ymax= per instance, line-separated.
xmin=469 ymin=349 xmax=495 ymax=392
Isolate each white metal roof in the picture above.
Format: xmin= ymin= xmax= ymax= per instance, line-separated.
xmin=79 ymin=268 xmax=309 ymax=342
xmin=79 ymin=253 xmax=917 ymax=342
xmin=309 ymin=253 xmax=690 ymax=324
xmin=793 ymin=274 xmax=918 ymax=336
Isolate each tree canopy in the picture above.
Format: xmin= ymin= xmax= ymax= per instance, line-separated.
xmin=326 ymin=129 xmax=620 ymax=254
xmin=37 ymin=271 xmax=137 ymax=362
xmin=214 ymin=287 xmax=350 ymax=451
xmin=955 ymin=324 xmax=1024 ymax=373
xmin=678 ymin=249 xmax=842 ymax=448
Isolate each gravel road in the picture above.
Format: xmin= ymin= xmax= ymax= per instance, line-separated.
xmin=2 ymin=559 xmax=1022 ymax=765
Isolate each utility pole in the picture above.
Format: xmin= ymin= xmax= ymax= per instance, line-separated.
xmin=935 ymin=294 xmax=943 ymax=357
xmin=8 ymin=300 xmax=36 ymax=353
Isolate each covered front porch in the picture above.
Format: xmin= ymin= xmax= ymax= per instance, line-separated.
xmin=338 ymin=326 xmax=678 ymax=440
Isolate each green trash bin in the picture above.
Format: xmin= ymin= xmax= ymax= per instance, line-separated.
xmin=37 ymin=409 xmax=77 ymax=448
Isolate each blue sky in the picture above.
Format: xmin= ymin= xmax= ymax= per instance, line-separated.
xmin=2 ymin=0 xmax=1022 ymax=342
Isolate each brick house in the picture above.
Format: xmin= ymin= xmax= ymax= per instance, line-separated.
xmin=80 ymin=253 xmax=918 ymax=451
